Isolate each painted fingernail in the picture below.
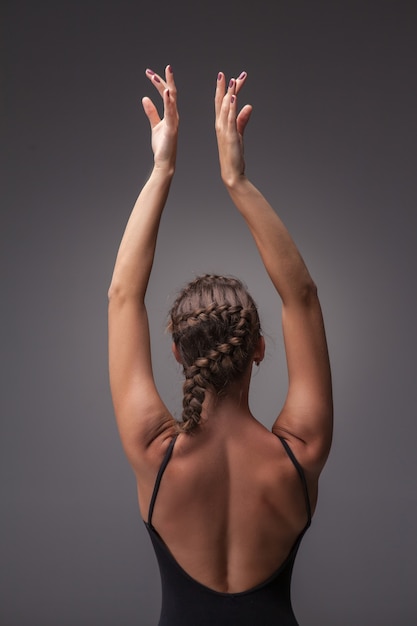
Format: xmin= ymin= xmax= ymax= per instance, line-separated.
xmin=229 ymin=78 xmax=234 ymax=88
xmin=146 ymin=68 xmax=155 ymax=75
xmin=238 ymin=71 xmax=247 ymax=80
xmin=153 ymin=75 xmax=161 ymax=83
xmin=168 ymin=65 xmax=173 ymax=73
xmin=231 ymin=95 xmax=236 ymax=103
xmin=218 ymin=72 xmax=222 ymax=80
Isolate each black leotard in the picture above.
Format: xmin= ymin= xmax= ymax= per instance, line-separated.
xmin=144 ymin=434 xmax=311 ymax=626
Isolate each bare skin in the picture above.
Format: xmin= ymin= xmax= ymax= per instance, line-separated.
xmin=108 ymin=66 xmax=333 ymax=593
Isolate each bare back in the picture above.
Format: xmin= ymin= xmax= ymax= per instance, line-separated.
xmin=138 ymin=416 xmax=314 ymax=594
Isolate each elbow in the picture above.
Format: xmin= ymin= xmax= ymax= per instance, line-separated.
xmin=108 ymin=281 xmax=145 ymax=306
xmin=107 ymin=282 xmax=120 ymax=302
xmin=301 ymin=281 xmax=321 ymax=313
xmin=107 ymin=282 xmax=130 ymax=304
xmin=286 ymin=277 xmax=318 ymax=307
xmin=303 ymin=279 xmax=319 ymax=305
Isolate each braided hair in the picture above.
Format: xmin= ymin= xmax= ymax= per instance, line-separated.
xmin=168 ymin=275 xmax=261 ymax=433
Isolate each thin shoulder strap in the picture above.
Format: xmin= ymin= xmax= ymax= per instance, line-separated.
xmin=147 ymin=435 xmax=178 ymax=526
xmin=277 ymin=435 xmax=312 ymax=527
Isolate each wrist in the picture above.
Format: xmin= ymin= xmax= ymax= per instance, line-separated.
xmin=223 ymin=174 xmax=250 ymax=194
xmin=151 ymin=163 xmax=176 ymax=179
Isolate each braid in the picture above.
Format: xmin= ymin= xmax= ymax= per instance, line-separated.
xmin=169 ymin=275 xmax=262 ymax=433
xmin=181 ymin=364 xmax=207 ymax=433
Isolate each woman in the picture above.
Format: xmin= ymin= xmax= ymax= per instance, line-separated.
xmin=108 ymin=66 xmax=333 ymax=625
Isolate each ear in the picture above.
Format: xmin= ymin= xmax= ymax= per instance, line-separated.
xmin=172 ymin=342 xmax=183 ymax=364
xmin=253 ymin=336 xmax=265 ymax=365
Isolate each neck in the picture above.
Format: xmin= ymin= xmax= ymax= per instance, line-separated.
xmin=201 ymin=365 xmax=254 ymax=425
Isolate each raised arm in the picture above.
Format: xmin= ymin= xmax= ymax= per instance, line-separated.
xmin=108 ymin=66 xmax=178 ymax=469
xmin=215 ymin=72 xmax=333 ymax=477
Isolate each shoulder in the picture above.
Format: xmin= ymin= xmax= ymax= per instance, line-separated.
xmin=273 ymin=423 xmax=331 ymax=478
xmin=125 ymin=424 xmax=178 ymax=485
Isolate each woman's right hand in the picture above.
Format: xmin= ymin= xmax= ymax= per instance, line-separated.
xmin=215 ymin=71 xmax=252 ymax=187
xmin=142 ymin=65 xmax=179 ymax=174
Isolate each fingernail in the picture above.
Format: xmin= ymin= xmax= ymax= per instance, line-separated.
xmin=231 ymin=95 xmax=236 ymax=103
xmin=168 ymin=65 xmax=173 ymax=73
xmin=146 ymin=68 xmax=155 ymax=75
xmin=153 ymin=75 xmax=161 ymax=83
xmin=217 ymin=72 xmax=222 ymax=81
xmin=238 ymin=71 xmax=247 ymax=80
xmin=229 ymin=78 xmax=234 ymax=88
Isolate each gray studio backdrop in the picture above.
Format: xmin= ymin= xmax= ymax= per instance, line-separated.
xmin=2 ymin=1 xmax=417 ymax=625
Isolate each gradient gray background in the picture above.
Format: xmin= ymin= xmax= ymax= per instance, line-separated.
xmin=2 ymin=1 xmax=417 ymax=625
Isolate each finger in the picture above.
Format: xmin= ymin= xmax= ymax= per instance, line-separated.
xmin=164 ymin=64 xmax=177 ymax=100
xmin=235 ymin=71 xmax=247 ymax=95
xmin=141 ymin=96 xmax=161 ymax=128
xmin=145 ymin=68 xmax=167 ymax=98
xmin=215 ymin=71 xmax=226 ymax=118
xmin=236 ymin=104 xmax=253 ymax=136
xmin=227 ymin=91 xmax=238 ymax=129
xmin=162 ymin=88 xmax=177 ymax=129
xmin=225 ymin=77 xmax=236 ymax=116
xmin=217 ymin=77 xmax=236 ymax=129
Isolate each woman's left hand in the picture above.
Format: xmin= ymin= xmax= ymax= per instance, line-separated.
xmin=215 ymin=70 xmax=252 ymax=187
xmin=142 ymin=65 xmax=179 ymax=173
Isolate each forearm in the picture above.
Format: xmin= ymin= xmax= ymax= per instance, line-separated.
xmin=109 ymin=166 xmax=174 ymax=301
xmin=226 ymin=176 xmax=315 ymax=305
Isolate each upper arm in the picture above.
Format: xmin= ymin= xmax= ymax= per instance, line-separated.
xmin=108 ymin=291 xmax=176 ymax=469
xmin=272 ymin=286 xmax=333 ymax=477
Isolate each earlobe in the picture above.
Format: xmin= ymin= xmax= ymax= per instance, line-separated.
xmin=172 ymin=342 xmax=182 ymax=364
xmin=254 ymin=336 xmax=265 ymax=365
